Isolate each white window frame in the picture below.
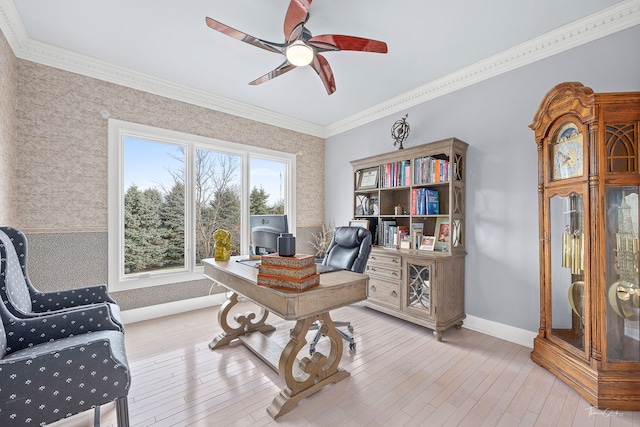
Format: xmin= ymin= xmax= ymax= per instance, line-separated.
xmin=108 ymin=119 xmax=296 ymax=291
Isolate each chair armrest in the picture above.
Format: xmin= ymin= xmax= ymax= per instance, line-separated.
xmin=1 ymin=331 xmax=130 ymax=427
xmin=14 ymin=301 xmax=124 ymax=330
xmin=3 ymin=304 xmax=122 ymax=353
xmin=30 ymin=284 xmax=117 ymax=312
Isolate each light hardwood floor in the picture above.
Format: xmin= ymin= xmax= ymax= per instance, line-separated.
xmin=52 ymin=299 xmax=640 ymax=427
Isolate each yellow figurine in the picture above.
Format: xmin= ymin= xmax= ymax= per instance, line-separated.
xmin=213 ymin=229 xmax=231 ymax=261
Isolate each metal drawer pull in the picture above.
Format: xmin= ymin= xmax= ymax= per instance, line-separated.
xmin=370 ymin=285 xmax=376 ymax=292
xmin=390 ymin=291 xmax=397 ymax=298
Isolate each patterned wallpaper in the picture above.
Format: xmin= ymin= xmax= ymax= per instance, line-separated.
xmin=0 ymin=29 xmax=16 ymax=226
xmin=16 ymin=61 xmax=324 ymax=230
xmin=11 ymin=57 xmax=325 ymax=310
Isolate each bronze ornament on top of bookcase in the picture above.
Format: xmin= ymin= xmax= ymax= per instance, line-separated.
xmin=350 ymin=137 xmax=468 ymax=341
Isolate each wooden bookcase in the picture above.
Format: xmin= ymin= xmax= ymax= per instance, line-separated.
xmin=350 ymin=137 xmax=468 ymax=340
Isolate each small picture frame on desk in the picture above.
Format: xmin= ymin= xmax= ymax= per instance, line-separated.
xmin=357 ymin=167 xmax=379 ymax=190
xmin=349 ymin=219 xmax=370 ymax=229
xmin=419 ymin=235 xmax=436 ymax=251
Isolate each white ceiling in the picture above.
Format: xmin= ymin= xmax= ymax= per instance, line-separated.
xmin=1 ymin=0 xmax=638 ymax=137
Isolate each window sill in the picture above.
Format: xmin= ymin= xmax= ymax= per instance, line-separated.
xmin=109 ymin=268 xmax=205 ymax=292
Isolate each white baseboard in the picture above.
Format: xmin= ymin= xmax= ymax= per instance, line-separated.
xmin=463 ymin=315 xmax=537 ymax=348
xmin=120 ymin=293 xmax=227 ymax=325
xmin=121 ymin=296 xmax=537 ymax=348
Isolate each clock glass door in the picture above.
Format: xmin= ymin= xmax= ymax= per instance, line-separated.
xmin=604 ymin=187 xmax=640 ymax=362
xmin=549 ymin=193 xmax=586 ymax=352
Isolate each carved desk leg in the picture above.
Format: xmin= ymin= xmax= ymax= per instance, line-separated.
xmin=209 ymin=292 xmax=275 ymax=349
xmin=267 ymin=312 xmax=351 ymax=419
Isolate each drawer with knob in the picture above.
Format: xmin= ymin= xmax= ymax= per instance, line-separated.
xmin=367 ymin=277 xmax=400 ymax=306
xmin=368 ymin=253 xmax=401 ymax=269
xmin=365 ymin=263 xmax=401 ymax=282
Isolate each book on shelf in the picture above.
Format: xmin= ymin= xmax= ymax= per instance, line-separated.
xmin=411 ymin=223 xmax=424 ymax=250
xmin=413 ymin=156 xmax=450 ymax=184
xmin=411 ymin=188 xmax=439 ymax=215
xmin=411 ymin=189 xmax=417 ymax=215
xmin=382 ymin=224 xmax=410 ymax=249
xmin=426 ymin=189 xmax=439 ymax=215
xmin=381 ymin=220 xmax=397 ymax=247
xmin=382 ymin=159 xmax=411 ymax=188
xmin=389 ymin=225 xmax=398 ymax=246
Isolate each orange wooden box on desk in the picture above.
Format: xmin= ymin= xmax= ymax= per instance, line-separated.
xmin=257 ymin=254 xmax=319 ymax=291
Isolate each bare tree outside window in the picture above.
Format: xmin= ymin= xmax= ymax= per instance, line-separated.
xmin=119 ymin=132 xmax=291 ymax=281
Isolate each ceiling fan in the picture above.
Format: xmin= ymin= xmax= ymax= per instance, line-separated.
xmin=205 ymin=0 xmax=388 ymax=95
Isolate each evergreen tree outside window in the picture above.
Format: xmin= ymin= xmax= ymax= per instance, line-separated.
xmin=108 ymin=120 xmax=296 ymax=291
xmin=123 ymin=138 xmax=185 ymax=274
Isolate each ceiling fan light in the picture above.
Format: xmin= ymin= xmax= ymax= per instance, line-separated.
xmin=286 ymin=41 xmax=314 ymax=66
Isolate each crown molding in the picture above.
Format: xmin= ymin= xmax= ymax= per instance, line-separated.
xmin=1 ymin=0 xmax=639 ymax=139
xmin=324 ymin=0 xmax=640 ymax=137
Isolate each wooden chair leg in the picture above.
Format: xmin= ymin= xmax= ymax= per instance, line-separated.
xmin=116 ymin=397 xmax=130 ymax=427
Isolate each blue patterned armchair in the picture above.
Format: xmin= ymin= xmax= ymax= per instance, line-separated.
xmin=0 ymin=227 xmax=123 ymax=329
xmin=0 ymin=247 xmax=131 ymax=426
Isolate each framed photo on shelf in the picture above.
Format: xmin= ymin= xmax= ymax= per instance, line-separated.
xmin=349 ymin=219 xmax=370 ymax=229
xmin=419 ymin=235 xmax=436 ymax=251
xmin=434 ymin=217 xmax=450 ymax=251
xmin=357 ymin=167 xmax=379 ymax=190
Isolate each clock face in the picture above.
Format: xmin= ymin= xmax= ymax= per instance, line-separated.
xmin=552 ymin=123 xmax=584 ymax=180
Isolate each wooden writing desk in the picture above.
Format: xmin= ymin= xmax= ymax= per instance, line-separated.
xmin=203 ymin=257 xmax=368 ymax=419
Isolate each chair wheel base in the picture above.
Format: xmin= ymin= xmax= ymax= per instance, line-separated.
xmin=308 ymin=320 xmax=356 ymax=356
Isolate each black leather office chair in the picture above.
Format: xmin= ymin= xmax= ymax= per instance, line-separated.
xmin=309 ymin=226 xmax=372 ymax=354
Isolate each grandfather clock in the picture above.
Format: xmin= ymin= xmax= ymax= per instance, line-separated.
xmin=530 ymin=82 xmax=640 ymax=410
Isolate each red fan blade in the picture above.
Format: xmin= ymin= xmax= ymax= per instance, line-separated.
xmin=309 ymin=54 xmax=336 ymax=95
xmin=249 ymin=61 xmax=297 ymax=86
xmin=205 ymin=17 xmax=283 ymax=54
xmin=284 ymin=0 xmax=312 ymax=41
xmin=309 ymin=35 xmax=388 ymax=53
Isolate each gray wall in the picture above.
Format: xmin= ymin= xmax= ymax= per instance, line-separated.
xmin=324 ymin=25 xmax=640 ymax=332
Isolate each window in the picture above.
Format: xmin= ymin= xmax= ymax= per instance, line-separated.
xmin=108 ymin=120 xmax=296 ymax=291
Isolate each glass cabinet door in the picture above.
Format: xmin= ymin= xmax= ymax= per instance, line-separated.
xmin=405 ymin=261 xmax=433 ymax=318
xmin=549 ymin=193 xmax=585 ymax=353
xmin=605 ymin=187 xmax=640 ymax=362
